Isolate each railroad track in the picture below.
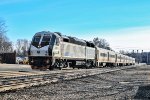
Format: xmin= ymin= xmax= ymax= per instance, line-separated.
xmin=0 ymin=65 xmax=142 ymax=93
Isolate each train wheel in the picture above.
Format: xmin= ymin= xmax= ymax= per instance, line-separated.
xmin=31 ymin=65 xmax=34 ymax=69
xmin=49 ymin=65 xmax=54 ymax=70
xmin=31 ymin=65 xmax=36 ymax=69
xmin=40 ymin=66 xmax=49 ymax=71
xmin=59 ymin=67 xmax=62 ymax=70
xmin=59 ymin=60 xmax=64 ymax=70
xmin=31 ymin=65 xmax=38 ymax=70
xmin=85 ymin=61 xmax=91 ymax=69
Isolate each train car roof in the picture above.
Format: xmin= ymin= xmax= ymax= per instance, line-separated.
xmin=73 ymin=37 xmax=86 ymax=43
xmin=97 ymin=47 xmax=111 ymax=52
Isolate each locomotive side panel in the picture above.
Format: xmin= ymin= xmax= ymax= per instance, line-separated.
xmin=61 ymin=42 xmax=86 ymax=60
xmin=86 ymin=47 xmax=95 ymax=60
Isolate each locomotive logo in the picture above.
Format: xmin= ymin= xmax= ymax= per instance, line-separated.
xmin=37 ymin=51 xmax=40 ymax=54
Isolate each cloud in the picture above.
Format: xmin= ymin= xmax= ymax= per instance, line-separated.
xmin=105 ymin=26 xmax=150 ymax=52
xmin=80 ymin=26 xmax=150 ymax=52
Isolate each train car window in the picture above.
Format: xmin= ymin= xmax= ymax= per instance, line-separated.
xmin=100 ymin=53 xmax=107 ymax=57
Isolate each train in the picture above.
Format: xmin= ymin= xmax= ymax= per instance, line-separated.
xmin=28 ymin=31 xmax=135 ymax=70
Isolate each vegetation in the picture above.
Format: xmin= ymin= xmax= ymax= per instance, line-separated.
xmin=16 ymin=39 xmax=30 ymax=56
xmin=93 ymin=37 xmax=112 ymax=50
xmin=0 ymin=19 xmax=13 ymax=52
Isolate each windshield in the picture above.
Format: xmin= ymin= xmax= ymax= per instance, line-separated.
xmin=41 ymin=35 xmax=51 ymax=47
xmin=42 ymin=36 xmax=51 ymax=42
xmin=33 ymin=36 xmax=41 ymax=43
xmin=31 ymin=36 xmax=41 ymax=48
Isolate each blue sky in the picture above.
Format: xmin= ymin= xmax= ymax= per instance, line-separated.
xmin=0 ymin=0 xmax=150 ymax=51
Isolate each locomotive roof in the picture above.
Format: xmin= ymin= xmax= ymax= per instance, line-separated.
xmin=35 ymin=31 xmax=53 ymax=36
xmin=61 ymin=35 xmax=69 ymax=39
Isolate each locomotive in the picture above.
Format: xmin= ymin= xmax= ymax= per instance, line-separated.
xmin=28 ymin=31 xmax=135 ymax=70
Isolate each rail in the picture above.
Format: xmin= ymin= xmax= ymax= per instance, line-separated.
xmin=0 ymin=64 xmax=144 ymax=92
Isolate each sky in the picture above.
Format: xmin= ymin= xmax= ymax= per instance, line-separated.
xmin=0 ymin=0 xmax=150 ymax=52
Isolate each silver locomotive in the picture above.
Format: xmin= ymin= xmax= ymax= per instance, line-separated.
xmin=28 ymin=31 xmax=135 ymax=70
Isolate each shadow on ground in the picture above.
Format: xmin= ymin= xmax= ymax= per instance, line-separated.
xmin=134 ymin=85 xmax=150 ymax=99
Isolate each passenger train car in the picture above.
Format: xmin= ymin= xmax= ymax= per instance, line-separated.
xmin=28 ymin=31 xmax=135 ymax=70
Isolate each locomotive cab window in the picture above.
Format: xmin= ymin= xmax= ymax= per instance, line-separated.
xmin=32 ymin=36 xmax=41 ymax=43
xmin=31 ymin=36 xmax=41 ymax=47
xmin=40 ymin=35 xmax=51 ymax=47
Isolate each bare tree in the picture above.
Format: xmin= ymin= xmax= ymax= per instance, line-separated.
xmin=0 ymin=19 xmax=13 ymax=52
xmin=93 ymin=37 xmax=111 ymax=50
xmin=119 ymin=50 xmax=126 ymax=54
xmin=0 ymin=19 xmax=5 ymax=50
xmin=16 ymin=39 xmax=29 ymax=56
xmin=119 ymin=50 xmax=130 ymax=55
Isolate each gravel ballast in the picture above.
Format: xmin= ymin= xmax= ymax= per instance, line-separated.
xmin=1 ymin=65 xmax=150 ymax=100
